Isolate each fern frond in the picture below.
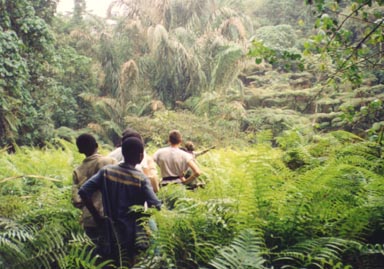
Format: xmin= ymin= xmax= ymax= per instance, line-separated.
xmin=274 ymin=237 xmax=360 ymax=269
xmin=329 ymin=130 xmax=363 ymax=143
xmin=1 ymin=224 xmax=66 ymax=269
xmin=336 ymin=141 xmax=384 ymax=172
xmin=0 ymin=218 xmax=28 ymax=265
xmin=59 ymin=244 xmax=114 ymax=269
xmin=206 ymin=229 xmax=269 ymax=269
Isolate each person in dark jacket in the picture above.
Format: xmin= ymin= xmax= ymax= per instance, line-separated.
xmin=79 ymin=137 xmax=161 ymax=266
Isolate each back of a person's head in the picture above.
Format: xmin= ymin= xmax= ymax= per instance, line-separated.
xmin=122 ymin=137 xmax=144 ymax=165
xmin=76 ymin=133 xmax=98 ymax=156
xmin=169 ymin=130 xmax=182 ymax=145
xmin=122 ymin=128 xmax=143 ymax=143
xmin=185 ymin=141 xmax=195 ymax=151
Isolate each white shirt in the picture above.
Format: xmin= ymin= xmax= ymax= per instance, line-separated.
xmin=107 ymin=147 xmax=149 ymax=171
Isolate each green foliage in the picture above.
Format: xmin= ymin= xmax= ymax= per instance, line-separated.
xmin=60 ymin=245 xmax=114 ymax=269
xmin=249 ymin=41 xmax=304 ymax=72
xmin=72 ymin=0 xmax=86 ymax=25
xmin=304 ymin=0 xmax=384 ymax=85
xmin=0 ymin=0 xmax=63 ymax=147
xmin=1 ymin=0 xmax=384 ymax=268
xmin=51 ymin=46 xmax=99 ymax=129
xmin=0 ymin=140 xmax=96 ymax=269
xmin=148 ymin=25 xmax=204 ymax=108
xmin=0 ymin=189 xmax=81 ymax=268
xmin=0 ymin=29 xmax=29 ymax=145
xmin=1 ymin=131 xmax=384 ymax=268
xmin=274 ymin=237 xmax=360 ymax=268
xmin=249 ymin=23 xmax=305 ymax=71
xmin=144 ymin=186 xmax=238 ymax=268
xmin=0 ymin=141 xmax=77 ymax=194
xmin=253 ymin=0 xmax=314 ymax=28
xmin=123 ymin=110 xmax=248 ymax=150
xmin=0 ymin=0 xmax=107 ymax=147
xmin=254 ymin=25 xmax=298 ymax=51
xmin=241 ymin=108 xmax=312 ymax=142
xmin=205 ymin=229 xmax=269 ymax=269
xmin=65 ymin=0 xmax=255 ymax=130
xmin=246 ymin=0 xmax=384 ymax=137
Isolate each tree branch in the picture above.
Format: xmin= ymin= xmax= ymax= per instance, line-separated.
xmin=0 ymin=175 xmax=61 ymax=183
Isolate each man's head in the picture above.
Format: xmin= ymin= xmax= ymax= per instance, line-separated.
xmin=122 ymin=137 xmax=144 ymax=165
xmin=185 ymin=141 xmax=195 ymax=152
xmin=168 ymin=130 xmax=182 ymax=145
xmin=76 ymin=133 xmax=98 ymax=157
xmin=122 ymin=128 xmax=143 ymax=143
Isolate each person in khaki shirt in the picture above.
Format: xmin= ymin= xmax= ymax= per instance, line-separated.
xmin=72 ymin=133 xmax=117 ymax=255
xmin=153 ymin=130 xmax=201 ymax=187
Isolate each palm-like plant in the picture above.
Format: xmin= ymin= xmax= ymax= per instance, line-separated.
xmin=108 ymin=0 xmax=171 ymax=26
xmin=104 ymin=0 xmax=254 ymax=111
xmin=147 ymin=25 xmax=204 ymax=107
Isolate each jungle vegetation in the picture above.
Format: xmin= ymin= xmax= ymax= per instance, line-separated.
xmin=1 ymin=0 xmax=384 ymax=268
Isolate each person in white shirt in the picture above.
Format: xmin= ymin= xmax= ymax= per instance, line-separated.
xmin=108 ymin=128 xmax=159 ymax=192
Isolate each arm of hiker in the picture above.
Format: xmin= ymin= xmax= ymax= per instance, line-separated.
xmin=71 ymin=171 xmax=83 ymax=208
xmin=80 ymin=193 xmax=104 ymax=225
xmin=142 ymin=177 xmax=162 ymax=210
xmin=182 ymin=160 xmax=201 ymax=184
xmin=78 ymin=170 xmax=104 ymax=224
xmin=143 ymin=156 xmax=160 ymax=193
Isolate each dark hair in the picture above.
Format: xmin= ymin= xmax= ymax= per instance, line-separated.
xmin=185 ymin=141 xmax=195 ymax=151
xmin=122 ymin=128 xmax=143 ymax=143
xmin=169 ymin=130 xmax=182 ymax=145
xmin=122 ymin=137 xmax=144 ymax=164
xmin=76 ymin=133 xmax=98 ymax=156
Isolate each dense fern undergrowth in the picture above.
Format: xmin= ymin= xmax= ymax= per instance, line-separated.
xmin=1 ymin=130 xmax=384 ymax=269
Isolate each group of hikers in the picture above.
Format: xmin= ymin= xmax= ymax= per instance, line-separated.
xmin=71 ymin=129 xmax=214 ymax=266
